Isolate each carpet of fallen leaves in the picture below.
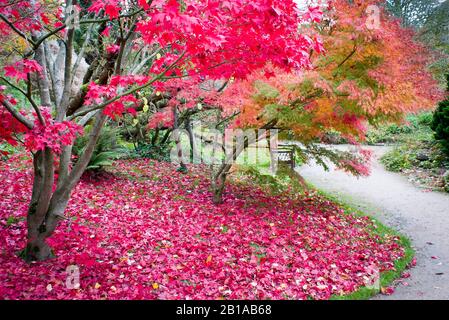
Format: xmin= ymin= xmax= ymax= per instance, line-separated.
xmin=0 ymin=155 xmax=405 ymax=300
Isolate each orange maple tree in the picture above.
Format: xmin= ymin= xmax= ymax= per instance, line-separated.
xmin=210 ymin=0 xmax=445 ymax=202
xmin=223 ymin=0 xmax=444 ymax=134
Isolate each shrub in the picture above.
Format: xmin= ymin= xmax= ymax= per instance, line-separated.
xmin=444 ymin=173 xmax=449 ymax=193
xmin=432 ymin=99 xmax=449 ymax=156
xmin=237 ymin=163 xmax=306 ymax=196
xmin=380 ymin=147 xmax=412 ymax=172
xmin=415 ymin=112 xmax=434 ymax=127
xmin=366 ymin=122 xmax=414 ymax=145
xmin=133 ymin=143 xmax=173 ymax=162
xmin=431 ymin=74 xmax=449 ymax=156
xmin=366 ymin=112 xmax=437 ymax=145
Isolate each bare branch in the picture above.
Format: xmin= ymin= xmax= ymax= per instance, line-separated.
xmin=337 ymin=44 xmax=358 ymax=69
xmin=0 ymin=75 xmax=43 ymax=123
xmin=32 ymin=8 xmax=144 ymax=50
xmin=58 ymin=1 xmax=77 ymax=119
xmin=68 ymin=51 xmax=187 ymax=119
xmin=71 ymin=24 xmax=95 ymax=87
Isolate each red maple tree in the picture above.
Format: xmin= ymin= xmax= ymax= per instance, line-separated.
xmin=0 ymin=0 xmax=320 ymax=261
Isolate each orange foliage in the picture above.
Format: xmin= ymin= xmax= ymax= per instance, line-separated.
xmin=218 ymin=0 xmax=445 ymax=144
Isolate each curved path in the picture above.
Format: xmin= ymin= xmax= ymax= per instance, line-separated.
xmin=297 ymin=145 xmax=449 ymax=300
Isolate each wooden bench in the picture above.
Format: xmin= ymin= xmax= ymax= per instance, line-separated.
xmin=271 ymin=144 xmax=296 ymax=170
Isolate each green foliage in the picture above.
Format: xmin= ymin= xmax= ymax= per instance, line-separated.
xmin=176 ymin=164 xmax=188 ymax=174
xmin=237 ymin=163 xmax=305 ymax=196
xmin=380 ymin=146 xmax=413 ymax=172
xmin=431 ymin=75 xmax=449 ymax=156
xmin=414 ymin=112 xmax=435 ymax=127
xmin=133 ymin=143 xmax=173 ymax=162
xmin=73 ymin=125 xmax=126 ymax=171
xmin=444 ymin=174 xmax=449 ymax=193
xmin=6 ymin=215 xmax=21 ymax=226
xmin=428 ymin=58 xmax=449 ymax=87
xmin=385 ymin=0 xmax=441 ymax=28
xmin=431 ymin=100 xmax=449 ymax=155
xmin=380 ymin=100 xmax=449 ymax=191
xmin=119 ymin=103 xmax=176 ymax=162
xmin=253 ymin=80 xmax=279 ymax=99
xmin=0 ymin=143 xmax=18 ymax=160
xmin=366 ymin=112 xmax=435 ymax=145
xmin=381 ymin=140 xmax=449 ymax=173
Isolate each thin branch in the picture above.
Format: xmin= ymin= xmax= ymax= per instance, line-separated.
xmin=215 ymin=111 xmax=241 ymax=128
xmin=0 ymin=76 xmax=27 ymax=95
xmin=71 ymin=23 xmax=95 ymax=87
xmin=0 ymin=13 xmax=35 ymax=46
xmin=58 ymin=1 xmax=76 ymax=117
xmin=27 ymin=74 xmax=46 ymax=125
xmin=217 ymin=80 xmax=229 ymax=93
xmin=132 ymin=47 xmax=163 ymax=74
xmin=0 ymin=76 xmax=41 ymax=117
xmin=337 ymin=44 xmax=358 ymax=69
xmin=33 ymin=8 xmax=144 ymax=50
xmin=115 ymin=18 xmax=137 ymax=75
xmin=32 ymin=25 xmax=66 ymax=50
xmin=1 ymin=100 xmax=34 ymax=129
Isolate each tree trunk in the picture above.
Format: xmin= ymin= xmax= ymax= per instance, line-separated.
xmin=210 ymin=123 xmax=277 ymax=204
xmin=21 ymin=112 xmax=107 ymax=262
xmin=23 ymin=148 xmax=55 ymax=262
xmin=212 ymin=163 xmax=231 ymax=204
xmin=212 ymin=179 xmax=226 ymax=204
xmin=23 ymin=190 xmax=71 ymax=262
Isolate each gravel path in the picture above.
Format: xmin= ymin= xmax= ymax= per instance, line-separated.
xmin=297 ymin=145 xmax=449 ymax=300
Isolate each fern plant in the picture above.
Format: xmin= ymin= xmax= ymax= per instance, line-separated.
xmin=73 ymin=125 xmax=126 ymax=171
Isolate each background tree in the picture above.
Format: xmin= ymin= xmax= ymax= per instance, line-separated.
xmin=385 ymin=0 xmax=449 ymax=83
xmin=384 ymin=0 xmax=442 ymax=28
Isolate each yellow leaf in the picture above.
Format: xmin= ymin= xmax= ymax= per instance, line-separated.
xmin=143 ymin=97 xmax=149 ymax=113
xmin=206 ymin=255 xmax=213 ymax=264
